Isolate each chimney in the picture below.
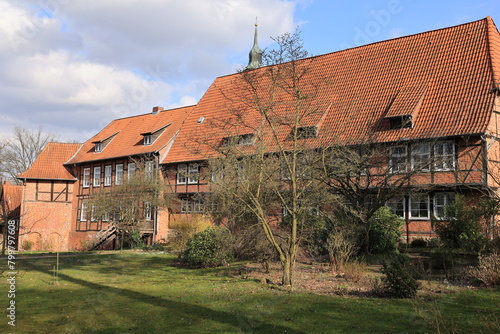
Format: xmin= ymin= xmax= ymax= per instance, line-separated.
xmin=152 ymin=106 xmax=164 ymax=114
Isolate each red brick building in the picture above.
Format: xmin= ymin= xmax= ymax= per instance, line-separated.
xmin=8 ymin=17 xmax=500 ymax=251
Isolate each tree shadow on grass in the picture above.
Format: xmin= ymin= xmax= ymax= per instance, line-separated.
xmin=29 ymin=262 xmax=305 ymax=334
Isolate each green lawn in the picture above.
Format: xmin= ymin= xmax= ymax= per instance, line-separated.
xmin=0 ymin=252 xmax=498 ymax=333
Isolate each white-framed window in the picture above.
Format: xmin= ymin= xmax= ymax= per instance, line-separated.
xmin=102 ymin=211 xmax=110 ymax=222
xmin=434 ymin=141 xmax=455 ymax=171
xmin=82 ymin=168 xmax=91 ymax=188
xmin=177 ymin=164 xmax=187 ymax=184
xmin=116 ymin=164 xmax=124 ymax=185
xmin=93 ymin=166 xmax=101 ymax=187
xmin=144 ymin=134 xmax=152 ymax=146
xmin=145 ymin=160 xmax=154 ymax=179
xmin=144 ymin=202 xmax=152 ymax=220
xmin=104 ymin=165 xmax=112 ymax=186
xmin=222 ymin=133 xmax=254 ymax=146
xmin=115 ymin=208 xmax=123 ymax=221
xmin=434 ymin=192 xmax=455 ymax=219
xmin=90 ymin=205 xmax=97 ymax=222
xmin=80 ymin=202 xmax=88 ymax=221
xmin=95 ymin=142 xmax=102 ymax=153
xmin=281 ymin=154 xmax=311 ymax=180
xmin=389 ymin=146 xmax=407 ymax=173
xmin=177 ymin=163 xmax=198 ymax=184
xmin=188 ymin=163 xmax=199 ymax=184
xmin=128 ymin=162 xmax=136 ymax=179
xmin=411 ymin=143 xmax=430 ymax=172
xmin=210 ymin=167 xmax=224 ymax=183
xmin=237 ymin=163 xmax=246 ymax=182
xmin=386 ymin=196 xmax=406 ymax=219
xmin=180 ymin=198 xmax=204 ymax=213
xmin=409 ymin=195 xmax=430 ymax=219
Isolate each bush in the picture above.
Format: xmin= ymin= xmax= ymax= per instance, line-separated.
xmin=369 ymin=206 xmax=403 ymax=254
xmin=466 ymin=253 xmax=500 ymax=287
xmin=433 ymin=195 xmax=487 ymax=252
xmin=167 ymin=215 xmax=213 ymax=252
xmin=381 ymin=253 xmax=420 ymax=298
xmin=410 ymin=238 xmax=428 ymax=248
xmin=429 ymin=248 xmax=455 ymax=271
xmin=181 ymin=227 xmax=234 ymax=268
xmin=342 ymin=261 xmax=366 ymax=283
xmin=22 ymin=240 xmax=34 ymax=251
xmin=427 ymin=237 xmax=443 ymax=248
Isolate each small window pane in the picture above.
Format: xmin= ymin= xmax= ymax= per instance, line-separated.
xmin=116 ymin=164 xmax=124 ymax=185
xmin=93 ymin=166 xmax=101 ymax=187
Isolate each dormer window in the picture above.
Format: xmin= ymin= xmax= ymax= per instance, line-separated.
xmin=389 ymin=115 xmax=413 ymax=130
xmin=92 ymin=131 xmax=119 ymax=153
xmin=222 ymin=133 xmax=255 ymax=146
xmin=295 ymin=126 xmax=318 ymax=139
xmin=140 ymin=124 xmax=170 ymax=147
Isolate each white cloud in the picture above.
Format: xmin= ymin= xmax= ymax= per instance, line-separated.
xmin=0 ymin=0 xmax=299 ymax=142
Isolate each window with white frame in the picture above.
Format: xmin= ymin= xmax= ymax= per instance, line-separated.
xmin=389 ymin=146 xmax=407 ymax=173
xmin=411 ymin=143 xmax=430 ymax=172
xmin=180 ymin=198 xmax=192 ymax=213
xmin=237 ymin=163 xmax=247 ymax=182
xmin=145 ymin=161 xmax=154 ymax=179
xmin=434 ymin=141 xmax=455 ymax=171
xmin=83 ymin=168 xmax=91 ymax=188
xmin=90 ymin=205 xmax=97 ymax=221
xmin=433 ymin=192 xmax=455 ymax=219
xmin=93 ymin=166 xmax=101 ymax=187
xmin=143 ymin=134 xmax=152 ymax=146
xmin=180 ymin=198 xmax=204 ymax=213
xmin=409 ymin=195 xmax=430 ymax=219
xmin=95 ymin=142 xmax=102 ymax=153
xmin=281 ymin=154 xmax=312 ymax=180
xmin=102 ymin=211 xmax=110 ymax=222
xmin=211 ymin=166 xmax=224 ymax=183
xmin=386 ymin=196 xmax=405 ymax=219
xmin=104 ymin=165 xmax=112 ymax=186
xmin=128 ymin=162 xmax=136 ymax=179
xmin=144 ymin=202 xmax=152 ymax=220
xmin=116 ymin=164 xmax=124 ymax=185
xmin=80 ymin=202 xmax=88 ymax=221
xmin=177 ymin=163 xmax=198 ymax=184
xmin=177 ymin=164 xmax=187 ymax=184
xmin=188 ymin=163 xmax=199 ymax=184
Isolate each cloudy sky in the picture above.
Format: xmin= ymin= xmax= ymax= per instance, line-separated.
xmin=0 ymin=0 xmax=499 ymax=142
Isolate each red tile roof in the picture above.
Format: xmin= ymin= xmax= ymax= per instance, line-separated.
xmin=166 ymin=17 xmax=500 ymax=163
xmin=66 ymin=105 xmax=193 ymax=164
xmin=0 ymin=182 xmax=22 ymax=218
xmin=17 ymin=142 xmax=81 ymax=180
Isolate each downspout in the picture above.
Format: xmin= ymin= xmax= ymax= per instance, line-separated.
xmin=153 ymin=155 xmax=159 ymax=241
xmin=481 ymin=134 xmax=495 ymax=197
xmin=19 ymin=178 xmax=27 ymax=251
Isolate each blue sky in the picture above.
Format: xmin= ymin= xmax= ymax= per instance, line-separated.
xmin=0 ymin=0 xmax=498 ymax=142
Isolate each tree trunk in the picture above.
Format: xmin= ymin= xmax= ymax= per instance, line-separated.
xmin=281 ymin=254 xmax=295 ymax=286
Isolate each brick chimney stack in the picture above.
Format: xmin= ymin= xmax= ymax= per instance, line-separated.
xmin=152 ymin=106 xmax=164 ymax=114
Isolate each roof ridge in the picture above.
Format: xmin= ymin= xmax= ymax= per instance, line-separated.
xmin=485 ymin=16 xmax=500 ymax=90
xmin=214 ymin=17 xmax=493 ymax=81
xmin=111 ymin=104 xmax=197 ymax=122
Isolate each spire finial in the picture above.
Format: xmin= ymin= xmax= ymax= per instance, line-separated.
xmin=246 ymin=20 xmax=263 ymax=70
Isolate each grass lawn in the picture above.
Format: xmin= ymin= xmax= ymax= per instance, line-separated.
xmin=0 ymin=252 xmax=498 ymax=333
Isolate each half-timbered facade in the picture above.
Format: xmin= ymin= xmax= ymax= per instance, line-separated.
xmin=8 ymin=17 xmax=500 ymax=250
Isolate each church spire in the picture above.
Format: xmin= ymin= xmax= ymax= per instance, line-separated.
xmin=246 ymin=20 xmax=262 ymax=70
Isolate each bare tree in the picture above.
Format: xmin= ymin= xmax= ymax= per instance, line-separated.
xmin=0 ymin=126 xmax=58 ymax=183
xmin=87 ymin=158 xmax=172 ymax=249
xmin=204 ymin=29 xmax=334 ymax=286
